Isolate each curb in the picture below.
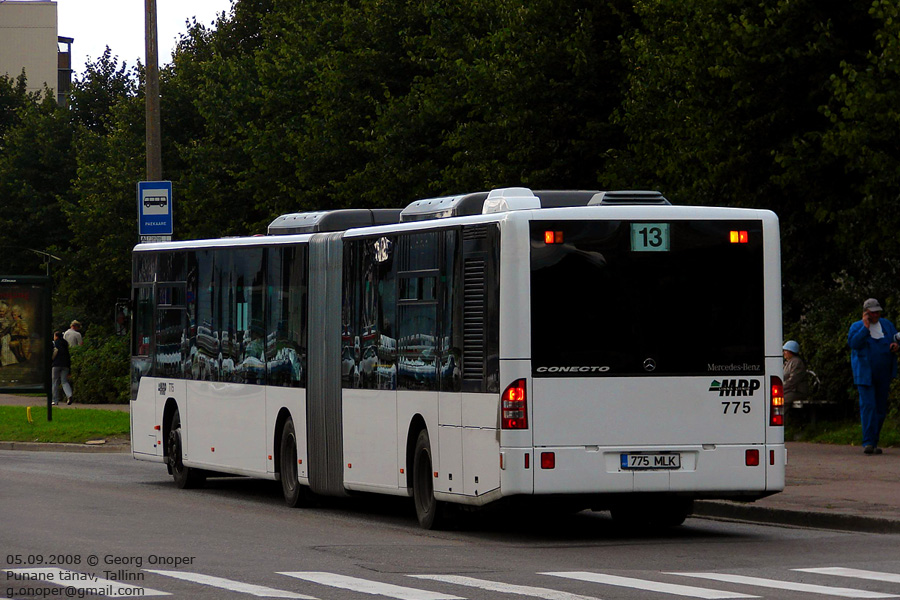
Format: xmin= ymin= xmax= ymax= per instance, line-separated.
xmin=0 ymin=441 xmax=130 ymax=453
xmin=694 ymin=500 xmax=900 ymax=534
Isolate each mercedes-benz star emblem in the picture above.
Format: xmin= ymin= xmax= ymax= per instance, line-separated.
xmin=643 ymin=358 xmax=657 ymax=372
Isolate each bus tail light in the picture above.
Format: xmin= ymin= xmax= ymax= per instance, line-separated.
xmin=501 ymin=379 xmax=528 ymax=429
xmin=770 ymin=376 xmax=784 ymax=426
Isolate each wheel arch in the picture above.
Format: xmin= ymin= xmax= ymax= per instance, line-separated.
xmin=161 ymin=398 xmax=180 ymax=460
xmin=273 ymin=407 xmax=294 ymax=476
xmin=405 ymin=414 xmax=427 ymax=491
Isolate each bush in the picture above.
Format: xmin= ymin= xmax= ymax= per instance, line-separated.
xmin=69 ymin=330 xmax=130 ymax=404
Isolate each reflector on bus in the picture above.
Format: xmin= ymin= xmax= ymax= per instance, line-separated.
xmin=745 ymin=449 xmax=760 ymax=466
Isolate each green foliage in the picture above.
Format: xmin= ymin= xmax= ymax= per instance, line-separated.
xmin=819 ymin=0 xmax=900 ymax=276
xmin=55 ymin=53 xmax=143 ymax=323
xmin=0 ymin=87 xmax=75 ymax=274
xmin=69 ymin=48 xmax=139 ymax=133
xmin=69 ymin=331 xmax=130 ymax=404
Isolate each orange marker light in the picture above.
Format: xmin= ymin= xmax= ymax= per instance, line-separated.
xmin=544 ymin=231 xmax=564 ymax=244
xmin=729 ymin=231 xmax=749 ymax=244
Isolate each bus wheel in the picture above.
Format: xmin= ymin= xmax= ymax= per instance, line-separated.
xmin=280 ymin=418 xmax=311 ymax=507
xmin=166 ymin=410 xmax=205 ymax=489
xmin=412 ymin=428 xmax=446 ymax=529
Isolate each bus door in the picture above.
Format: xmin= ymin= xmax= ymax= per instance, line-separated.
xmin=437 ymin=229 xmax=462 ymax=496
xmin=131 ymin=284 xmax=158 ymax=456
xmin=396 ymin=232 xmax=443 ymax=490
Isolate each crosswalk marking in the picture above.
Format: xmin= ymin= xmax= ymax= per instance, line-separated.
xmin=7 ymin=565 xmax=898 ymax=599
xmin=541 ymin=572 xmax=758 ymax=599
xmin=3 ymin=568 xmax=169 ymax=597
xmin=669 ymin=572 xmax=899 ymax=599
xmin=146 ymin=569 xmax=316 ymax=599
xmin=410 ymin=574 xmax=604 ymax=600
xmin=795 ymin=568 xmax=900 ymax=585
xmin=279 ymin=572 xmax=465 ymax=600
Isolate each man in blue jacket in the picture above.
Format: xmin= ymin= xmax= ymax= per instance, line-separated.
xmin=848 ymin=298 xmax=899 ymax=454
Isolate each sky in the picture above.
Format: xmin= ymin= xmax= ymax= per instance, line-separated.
xmin=57 ymin=0 xmax=234 ymax=78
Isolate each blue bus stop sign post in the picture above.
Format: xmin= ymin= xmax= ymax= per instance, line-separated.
xmin=138 ymin=181 xmax=173 ymax=242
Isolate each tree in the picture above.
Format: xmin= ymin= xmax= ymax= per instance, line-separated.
xmin=0 ymin=72 xmax=30 ymax=138
xmin=606 ymin=0 xmax=887 ymax=405
xmin=54 ymin=54 xmax=142 ymax=320
xmin=69 ymin=48 xmax=138 ymax=134
xmin=820 ymin=0 xmax=900 ymax=284
xmin=0 ymin=91 xmax=75 ymax=274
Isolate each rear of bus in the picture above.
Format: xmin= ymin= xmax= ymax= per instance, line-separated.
xmin=499 ymin=207 xmax=784 ymax=521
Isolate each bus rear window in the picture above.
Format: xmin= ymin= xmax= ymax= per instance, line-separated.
xmin=530 ymin=220 xmax=764 ymax=377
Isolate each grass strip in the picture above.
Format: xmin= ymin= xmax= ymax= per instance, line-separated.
xmin=786 ymin=418 xmax=899 ymax=446
xmin=0 ymin=405 xmax=130 ymax=444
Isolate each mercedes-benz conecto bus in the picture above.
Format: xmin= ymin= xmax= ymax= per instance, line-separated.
xmin=131 ymin=187 xmax=785 ymax=529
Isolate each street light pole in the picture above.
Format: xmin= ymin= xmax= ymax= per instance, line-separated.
xmin=145 ymin=0 xmax=162 ymax=181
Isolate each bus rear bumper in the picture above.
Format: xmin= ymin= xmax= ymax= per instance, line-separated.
xmin=500 ymin=444 xmax=785 ymax=498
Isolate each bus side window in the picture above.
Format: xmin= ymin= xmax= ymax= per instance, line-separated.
xmin=266 ymin=245 xmax=308 ymax=388
xmin=133 ymin=286 xmax=153 ymax=357
xmin=397 ymin=232 xmax=439 ymax=392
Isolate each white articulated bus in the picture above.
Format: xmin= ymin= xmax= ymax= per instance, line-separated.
xmin=131 ymin=187 xmax=785 ymax=528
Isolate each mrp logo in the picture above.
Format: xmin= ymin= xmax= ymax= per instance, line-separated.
xmin=709 ymin=379 xmax=760 ymax=396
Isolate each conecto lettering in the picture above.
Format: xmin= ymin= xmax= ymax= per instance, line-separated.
xmin=536 ymin=366 xmax=610 ymax=373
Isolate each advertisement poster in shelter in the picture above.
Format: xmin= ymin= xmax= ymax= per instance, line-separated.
xmin=0 ymin=276 xmax=50 ymax=392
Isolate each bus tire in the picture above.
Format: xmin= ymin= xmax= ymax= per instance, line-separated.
xmin=610 ymin=497 xmax=692 ymax=528
xmin=280 ymin=417 xmax=311 ymax=508
xmin=412 ymin=428 xmax=446 ymax=530
xmin=167 ymin=410 xmax=205 ymax=489
xmin=649 ymin=498 xmax=693 ymax=527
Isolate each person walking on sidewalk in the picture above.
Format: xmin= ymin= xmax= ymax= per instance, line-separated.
xmin=63 ymin=320 xmax=83 ymax=347
xmin=51 ymin=331 xmax=74 ymax=406
xmin=848 ymin=298 xmax=899 ymax=455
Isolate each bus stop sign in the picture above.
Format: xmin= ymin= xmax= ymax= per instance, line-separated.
xmin=138 ymin=181 xmax=173 ymax=242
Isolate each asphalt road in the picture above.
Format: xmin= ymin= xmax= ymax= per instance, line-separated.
xmin=2 ymin=450 xmax=900 ymax=600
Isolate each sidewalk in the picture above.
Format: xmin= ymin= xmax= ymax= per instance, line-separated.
xmin=695 ymin=441 xmax=900 ymax=533
xmin=1 ymin=394 xmax=898 ymax=532
xmin=0 ymin=394 xmax=129 ymax=411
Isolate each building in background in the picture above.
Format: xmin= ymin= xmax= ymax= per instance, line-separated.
xmin=0 ymin=0 xmax=73 ymax=106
